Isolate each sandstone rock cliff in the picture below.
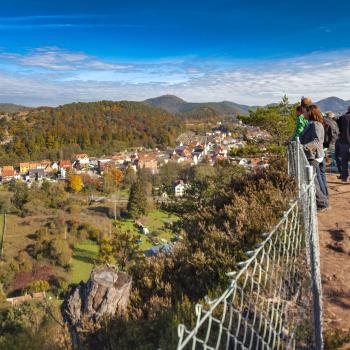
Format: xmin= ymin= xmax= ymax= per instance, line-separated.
xmin=62 ymin=266 xmax=132 ymax=349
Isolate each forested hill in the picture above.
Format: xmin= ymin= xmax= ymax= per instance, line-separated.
xmin=0 ymin=103 xmax=29 ymax=113
xmin=0 ymin=100 xmax=183 ymax=165
xmin=143 ymin=94 xmax=250 ymax=116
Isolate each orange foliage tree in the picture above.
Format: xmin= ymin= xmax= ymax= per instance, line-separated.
xmin=103 ymin=168 xmax=124 ymax=193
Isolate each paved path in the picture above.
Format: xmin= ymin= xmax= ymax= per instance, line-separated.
xmin=318 ymin=174 xmax=350 ymax=341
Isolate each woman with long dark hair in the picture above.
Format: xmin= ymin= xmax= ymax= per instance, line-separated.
xmin=299 ymin=104 xmax=329 ymax=210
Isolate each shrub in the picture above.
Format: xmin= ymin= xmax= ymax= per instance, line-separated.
xmin=84 ymin=224 xmax=102 ymax=242
xmin=17 ymin=251 xmax=33 ymax=272
xmin=77 ymin=229 xmax=89 ymax=241
xmin=324 ymin=329 xmax=350 ymax=349
xmin=25 ymin=279 xmax=50 ymax=293
xmin=151 ymin=230 xmax=162 ymax=237
xmin=22 ymin=198 xmax=49 ymax=216
xmin=67 ymin=204 xmax=82 ymax=215
xmin=0 ymin=282 xmax=6 ymax=305
xmin=51 ymin=276 xmax=69 ymax=298
xmin=48 ymin=239 xmax=72 ymax=267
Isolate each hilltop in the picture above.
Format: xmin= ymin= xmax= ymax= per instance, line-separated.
xmin=315 ymin=96 xmax=350 ymax=114
xmin=0 ymin=103 xmax=29 ymax=114
xmin=144 ymin=94 xmax=350 ymax=116
xmin=143 ymin=94 xmax=250 ymax=116
xmin=1 ymin=95 xmax=348 ymax=117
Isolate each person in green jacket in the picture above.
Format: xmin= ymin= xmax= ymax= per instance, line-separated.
xmin=291 ymin=105 xmax=309 ymax=141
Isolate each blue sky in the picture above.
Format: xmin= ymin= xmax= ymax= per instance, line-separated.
xmin=1 ymin=0 xmax=350 ymax=106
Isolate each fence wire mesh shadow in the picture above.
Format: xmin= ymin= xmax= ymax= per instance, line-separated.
xmin=177 ymin=141 xmax=323 ymax=350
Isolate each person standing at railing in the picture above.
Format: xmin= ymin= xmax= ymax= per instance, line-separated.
xmin=299 ymin=104 xmax=329 ymax=211
xmin=291 ymin=97 xmax=311 ymax=141
xmin=291 ymin=105 xmax=309 ymax=141
xmin=324 ymin=112 xmax=342 ymax=175
xmin=321 ymin=111 xmax=339 ymax=195
xmin=299 ymin=98 xmax=328 ymax=197
xmin=336 ymin=106 xmax=350 ymax=182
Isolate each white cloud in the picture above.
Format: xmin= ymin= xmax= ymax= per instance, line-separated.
xmin=0 ymin=48 xmax=350 ymax=106
xmin=0 ymin=47 xmax=131 ymax=71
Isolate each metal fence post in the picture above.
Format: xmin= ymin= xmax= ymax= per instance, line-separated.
xmin=306 ymin=165 xmax=324 ymax=350
xmin=296 ymin=138 xmax=301 ymax=193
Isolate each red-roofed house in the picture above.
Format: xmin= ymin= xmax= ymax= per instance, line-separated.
xmin=29 ymin=162 xmax=42 ymax=170
xmin=59 ymin=160 xmax=72 ymax=169
xmin=59 ymin=160 xmax=72 ymax=179
xmin=137 ymin=153 xmax=158 ymax=174
xmin=75 ymin=153 xmax=89 ymax=166
xmin=1 ymin=166 xmax=15 ymax=183
xmin=41 ymin=160 xmax=54 ymax=173
xmin=41 ymin=160 xmax=51 ymax=167
xmin=112 ymin=154 xmax=128 ymax=165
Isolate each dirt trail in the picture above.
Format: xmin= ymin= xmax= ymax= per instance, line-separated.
xmin=318 ymin=174 xmax=350 ymax=337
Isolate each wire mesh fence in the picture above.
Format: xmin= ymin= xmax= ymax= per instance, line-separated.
xmin=176 ymin=140 xmax=323 ymax=350
xmin=287 ymin=139 xmax=310 ymax=191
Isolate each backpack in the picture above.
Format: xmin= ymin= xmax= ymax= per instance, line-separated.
xmin=323 ymin=115 xmax=339 ymax=148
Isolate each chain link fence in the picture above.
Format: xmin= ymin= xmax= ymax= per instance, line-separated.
xmin=176 ymin=140 xmax=323 ymax=350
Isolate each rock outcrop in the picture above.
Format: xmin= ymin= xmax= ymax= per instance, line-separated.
xmin=62 ymin=266 xmax=132 ymax=349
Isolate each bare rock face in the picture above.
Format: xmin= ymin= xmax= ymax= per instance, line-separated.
xmin=62 ymin=266 xmax=132 ymax=349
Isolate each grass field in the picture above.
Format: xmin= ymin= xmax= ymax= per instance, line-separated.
xmin=141 ymin=210 xmax=178 ymax=231
xmin=1 ymin=189 xmax=177 ymax=285
xmin=118 ymin=210 xmax=179 ymax=251
xmin=118 ymin=218 xmax=153 ymax=251
xmin=71 ymin=239 xmax=99 ymax=284
xmin=70 ymin=210 xmax=176 ymax=282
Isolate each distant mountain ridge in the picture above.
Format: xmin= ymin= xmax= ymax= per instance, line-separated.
xmin=0 ymin=103 xmax=29 ymax=113
xmin=143 ymin=94 xmax=250 ymax=116
xmin=315 ymin=97 xmax=350 ymax=114
xmin=1 ymin=95 xmax=348 ymax=116
xmin=144 ymin=95 xmax=350 ymax=116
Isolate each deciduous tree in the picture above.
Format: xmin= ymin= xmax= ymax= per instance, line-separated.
xmin=69 ymin=174 xmax=84 ymax=192
xmin=103 ymin=168 xmax=123 ymax=193
xmin=111 ymin=224 xmax=140 ymax=270
xmin=98 ymin=237 xmax=114 ymax=264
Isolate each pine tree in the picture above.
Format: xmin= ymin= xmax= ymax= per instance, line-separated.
xmin=127 ymin=180 xmax=147 ymax=218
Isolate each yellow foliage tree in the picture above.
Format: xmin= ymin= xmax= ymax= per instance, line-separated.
xmin=69 ymin=174 xmax=83 ymax=192
xmin=98 ymin=237 xmax=114 ymax=264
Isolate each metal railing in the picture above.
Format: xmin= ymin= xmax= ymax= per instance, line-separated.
xmin=176 ymin=140 xmax=323 ymax=350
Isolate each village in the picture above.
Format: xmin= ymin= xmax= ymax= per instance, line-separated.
xmin=0 ymin=121 xmax=272 ymax=191
xmin=0 ymin=120 xmax=275 ymax=304
xmin=0 ymin=119 xmax=275 ymax=310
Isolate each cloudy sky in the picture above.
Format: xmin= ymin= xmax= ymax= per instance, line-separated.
xmin=1 ymin=0 xmax=350 ymax=106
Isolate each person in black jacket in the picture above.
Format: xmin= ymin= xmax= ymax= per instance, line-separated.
xmin=337 ymin=107 xmax=350 ymax=182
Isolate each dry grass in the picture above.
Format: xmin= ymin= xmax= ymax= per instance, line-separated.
xmin=3 ymin=214 xmax=44 ymax=260
xmin=0 ymin=214 xmax=4 ymax=252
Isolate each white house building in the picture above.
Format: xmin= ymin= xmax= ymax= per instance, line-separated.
xmin=174 ymin=180 xmax=189 ymax=197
